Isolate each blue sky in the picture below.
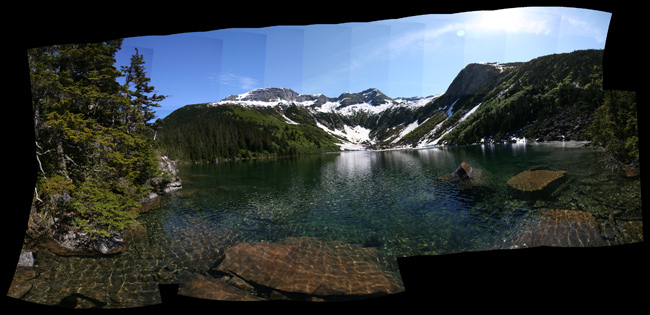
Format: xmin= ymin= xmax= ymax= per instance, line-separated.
xmin=114 ymin=6 xmax=612 ymax=119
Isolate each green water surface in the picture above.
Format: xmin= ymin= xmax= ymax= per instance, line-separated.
xmin=14 ymin=142 xmax=643 ymax=307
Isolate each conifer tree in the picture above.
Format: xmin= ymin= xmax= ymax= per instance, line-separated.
xmin=120 ymin=48 xmax=166 ymax=133
xmin=28 ymin=40 xmax=168 ymax=242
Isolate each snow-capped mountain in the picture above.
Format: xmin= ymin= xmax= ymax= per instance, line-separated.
xmin=213 ymin=87 xmax=435 ymax=112
xmin=159 ymin=50 xmax=606 ymax=159
xmin=218 ymin=87 xmax=330 ymax=106
xmin=211 ymin=87 xmax=440 ymax=149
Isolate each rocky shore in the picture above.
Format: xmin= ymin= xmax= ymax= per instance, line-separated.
xmin=22 ymin=155 xmax=182 ymax=257
xmin=517 ymin=106 xmax=594 ymax=142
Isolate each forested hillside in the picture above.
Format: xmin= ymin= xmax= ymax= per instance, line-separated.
xmin=27 ymin=41 xmax=174 ymax=251
xmin=433 ymin=50 xmax=638 ymax=167
xmin=438 ymin=50 xmax=606 ymax=144
xmin=155 ymin=104 xmax=341 ymax=162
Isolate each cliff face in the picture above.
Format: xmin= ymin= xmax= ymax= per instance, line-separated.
xmin=444 ymin=63 xmax=501 ymax=99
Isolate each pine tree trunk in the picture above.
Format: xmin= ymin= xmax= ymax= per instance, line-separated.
xmin=55 ymin=140 xmax=70 ymax=181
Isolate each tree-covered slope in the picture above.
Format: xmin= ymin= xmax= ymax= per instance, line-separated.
xmin=394 ymin=49 xmax=609 ymax=147
xmin=155 ymin=103 xmax=341 ymax=162
xmin=439 ymin=49 xmax=606 ymax=144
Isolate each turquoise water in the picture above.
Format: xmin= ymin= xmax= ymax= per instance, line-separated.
xmin=159 ymin=141 xmax=642 ymax=258
xmin=14 ymin=141 xmax=643 ymax=307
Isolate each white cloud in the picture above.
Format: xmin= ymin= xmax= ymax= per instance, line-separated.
xmin=217 ymin=73 xmax=260 ymax=90
xmin=564 ymin=16 xmax=609 ymax=43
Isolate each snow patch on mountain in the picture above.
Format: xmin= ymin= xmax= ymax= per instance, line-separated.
xmin=315 ymin=122 xmax=374 ymax=150
xmin=336 ymin=101 xmax=395 ymax=115
xmin=476 ymin=61 xmax=520 ymax=73
xmin=460 ymin=103 xmax=481 ymax=123
xmin=414 ymin=102 xmax=482 ymax=148
xmin=279 ymin=112 xmax=299 ymax=125
xmin=391 ymin=120 xmax=422 ymax=144
xmin=446 ymin=98 xmax=460 ymax=116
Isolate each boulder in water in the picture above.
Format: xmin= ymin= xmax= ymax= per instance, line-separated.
xmin=507 ymin=170 xmax=566 ymax=200
xmin=7 ymin=251 xmax=37 ymax=299
xmin=440 ymin=162 xmax=474 ymax=181
xmin=504 ymin=209 xmax=605 ymax=248
xmin=439 ymin=162 xmax=488 ymax=186
xmin=177 ymin=271 xmax=264 ymax=301
xmin=214 ymin=237 xmax=404 ymax=299
xmin=451 ymin=162 xmax=473 ymax=179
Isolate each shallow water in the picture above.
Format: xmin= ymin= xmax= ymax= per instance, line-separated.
xmin=12 ymin=141 xmax=643 ymax=307
xmin=166 ymin=141 xmax=642 ymax=256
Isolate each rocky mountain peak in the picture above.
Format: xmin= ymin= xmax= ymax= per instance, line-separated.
xmin=222 ymin=87 xmax=300 ymax=102
xmin=336 ymin=88 xmax=392 ymax=106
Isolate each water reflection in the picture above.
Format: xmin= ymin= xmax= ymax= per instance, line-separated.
xmin=12 ymin=142 xmax=643 ymax=307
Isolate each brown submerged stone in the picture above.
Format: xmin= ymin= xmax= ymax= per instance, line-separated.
xmin=178 ymin=272 xmax=264 ymax=301
xmin=439 ymin=162 xmax=473 ymax=181
xmin=439 ymin=162 xmax=488 ymax=186
xmin=214 ymin=237 xmax=404 ymax=297
xmin=505 ymin=209 xmax=605 ymax=248
xmin=452 ymin=162 xmax=473 ymax=179
xmin=507 ymin=170 xmax=566 ymax=199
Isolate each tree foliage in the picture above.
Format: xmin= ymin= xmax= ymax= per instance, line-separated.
xmin=440 ymin=50 xmax=606 ymax=145
xmin=156 ymin=104 xmax=340 ymax=162
xmin=588 ymin=90 xmax=638 ymax=166
xmin=30 ymin=40 xmax=166 ymax=239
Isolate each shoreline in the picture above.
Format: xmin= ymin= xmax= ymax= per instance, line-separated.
xmin=173 ymin=140 xmax=594 ymax=164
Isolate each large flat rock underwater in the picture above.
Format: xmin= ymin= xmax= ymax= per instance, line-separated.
xmin=208 ymin=236 xmax=404 ymax=301
xmin=507 ymin=169 xmax=567 ymax=200
xmin=503 ymin=209 xmax=605 ymax=248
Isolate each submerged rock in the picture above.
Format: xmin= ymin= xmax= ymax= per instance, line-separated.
xmin=452 ymin=162 xmax=473 ymax=179
xmin=177 ymin=272 xmax=264 ymax=301
xmin=504 ymin=209 xmax=605 ymax=248
xmin=7 ymin=251 xmax=37 ymax=299
xmin=214 ymin=237 xmax=404 ymax=299
xmin=439 ymin=162 xmax=487 ymax=186
xmin=507 ymin=170 xmax=566 ymax=200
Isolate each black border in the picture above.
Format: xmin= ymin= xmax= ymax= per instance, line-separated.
xmin=5 ymin=1 xmax=647 ymax=313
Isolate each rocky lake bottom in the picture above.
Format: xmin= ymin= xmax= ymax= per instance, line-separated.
xmin=7 ymin=142 xmax=644 ymax=308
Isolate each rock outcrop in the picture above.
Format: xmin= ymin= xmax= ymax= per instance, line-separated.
xmin=213 ymin=237 xmax=404 ymax=299
xmin=143 ymin=155 xmax=182 ymax=203
xmin=43 ymin=230 xmax=126 ymax=256
xmin=451 ymin=162 xmax=473 ymax=179
xmin=439 ymin=162 xmax=487 ymax=186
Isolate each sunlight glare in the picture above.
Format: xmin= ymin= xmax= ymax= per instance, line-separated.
xmin=470 ymin=8 xmax=550 ymax=35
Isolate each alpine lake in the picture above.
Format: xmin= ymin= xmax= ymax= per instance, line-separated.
xmin=11 ymin=141 xmax=644 ymax=307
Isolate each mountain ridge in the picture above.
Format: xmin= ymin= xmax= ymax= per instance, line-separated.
xmin=156 ymin=49 xmax=609 ymax=161
xmin=215 ymin=87 xmax=437 ymax=110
